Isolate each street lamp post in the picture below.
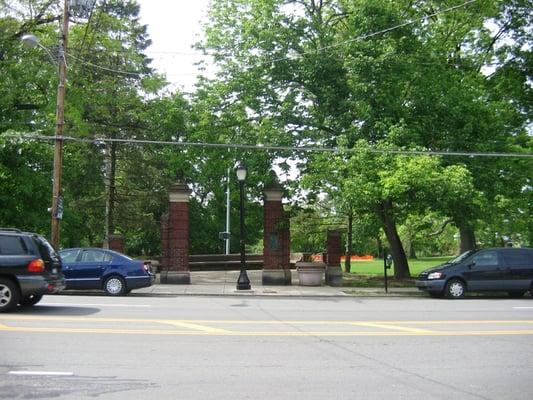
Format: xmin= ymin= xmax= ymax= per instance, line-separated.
xmin=236 ymin=163 xmax=251 ymax=290
xmin=22 ymin=0 xmax=70 ymax=250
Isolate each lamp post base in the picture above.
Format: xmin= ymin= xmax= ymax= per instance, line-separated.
xmin=236 ymin=269 xmax=251 ymax=290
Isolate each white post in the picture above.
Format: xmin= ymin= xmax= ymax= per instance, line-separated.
xmin=225 ymin=167 xmax=231 ymax=254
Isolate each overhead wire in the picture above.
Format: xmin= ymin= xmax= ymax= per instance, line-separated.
xmin=66 ymin=52 xmax=143 ymax=76
xmin=64 ymin=0 xmax=480 ymax=78
xmin=2 ymin=133 xmax=532 ymax=158
xmin=8 ymin=0 xmax=529 ymax=159
xmin=76 ymin=0 xmax=97 ymax=55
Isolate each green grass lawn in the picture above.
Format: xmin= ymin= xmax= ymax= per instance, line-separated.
xmin=342 ymin=256 xmax=451 ymax=287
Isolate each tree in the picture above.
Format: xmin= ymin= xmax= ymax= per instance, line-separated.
xmin=1 ymin=0 xmax=180 ymax=252
xmin=0 ymin=133 xmax=53 ymax=231
xmin=200 ymin=0 xmax=532 ymax=263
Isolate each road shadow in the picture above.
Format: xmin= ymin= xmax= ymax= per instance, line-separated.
xmin=14 ymin=305 xmax=101 ymax=316
xmin=426 ymin=292 xmax=533 ymax=300
xmin=56 ymin=290 xmax=107 ymax=296
xmin=56 ymin=290 xmax=178 ymax=298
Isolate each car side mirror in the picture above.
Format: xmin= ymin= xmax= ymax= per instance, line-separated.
xmin=467 ymin=261 xmax=476 ymax=269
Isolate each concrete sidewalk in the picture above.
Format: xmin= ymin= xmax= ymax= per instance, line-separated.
xmin=134 ymin=270 xmax=421 ymax=297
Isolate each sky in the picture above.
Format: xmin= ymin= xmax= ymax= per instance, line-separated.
xmin=136 ymin=0 xmax=212 ymax=93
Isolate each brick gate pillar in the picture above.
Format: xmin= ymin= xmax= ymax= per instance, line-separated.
xmin=160 ymin=176 xmax=191 ymax=284
xmin=160 ymin=213 xmax=169 ymax=275
xmin=262 ymin=179 xmax=291 ymax=285
xmin=107 ymin=234 xmax=125 ymax=254
xmin=325 ymin=230 xmax=343 ymax=286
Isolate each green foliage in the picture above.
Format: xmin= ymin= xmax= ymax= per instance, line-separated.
xmin=344 ymin=256 xmax=452 ymax=278
xmin=0 ymin=133 xmax=53 ymax=232
xmin=1 ymin=0 xmax=531 ymax=260
xmin=289 ymin=206 xmax=332 ymax=253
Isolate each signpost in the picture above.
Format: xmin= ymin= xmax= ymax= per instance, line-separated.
xmin=384 ymin=250 xmax=393 ymax=293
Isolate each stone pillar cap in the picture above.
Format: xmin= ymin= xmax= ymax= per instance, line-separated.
xmin=264 ymin=171 xmax=284 ymax=200
xmin=169 ymin=177 xmax=192 ymax=202
xmin=170 ymin=180 xmax=191 ymax=194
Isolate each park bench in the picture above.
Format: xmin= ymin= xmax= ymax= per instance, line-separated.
xmin=188 ymin=254 xmax=264 ymax=271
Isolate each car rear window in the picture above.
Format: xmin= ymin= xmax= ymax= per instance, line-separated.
xmin=0 ymin=235 xmax=29 ymax=255
xmin=501 ymin=250 xmax=532 ymax=267
xmin=33 ymin=236 xmax=58 ymax=262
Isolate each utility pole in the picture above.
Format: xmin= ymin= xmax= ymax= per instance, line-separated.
xmin=50 ymin=0 xmax=70 ymax=250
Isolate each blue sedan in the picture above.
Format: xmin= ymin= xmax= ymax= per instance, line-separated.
xmin=59 ymin=248 xmax=155 ymax=295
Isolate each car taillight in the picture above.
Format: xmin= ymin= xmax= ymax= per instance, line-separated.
xmin=143 ymin=262 xmax=151 ymax=272
xmin=28 ymin=259 xmax=45 ymax=273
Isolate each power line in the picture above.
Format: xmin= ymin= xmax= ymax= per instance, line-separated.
xmin=139 ymin=1 xmax=478 ymax=60
xmin=312 ymin=0 xmax=479 ymax=53
xmin=209 ymin=0 xmax=480 ymax=67
xmin=3 ymin=133 xmax=532 ymax=158
xmin=63 ymin=0 xmax=479 ymax=79
xmin=66 ymin=52 xmax=143 ymax=77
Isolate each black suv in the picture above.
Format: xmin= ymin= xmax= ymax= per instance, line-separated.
xmin=416 ymin=247 xmax=533 ymax=298
xmin=0 ymin=228 xmax=65 ymax=312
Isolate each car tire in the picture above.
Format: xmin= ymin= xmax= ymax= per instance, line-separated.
xmin=0 ymin=278 xmax=21 ymax=312
xmin=508 ymin=291 xmax=525 ymax=298
xmin=19 ymin=294 xmax=43 ymax=306
xmin=445 ymin=279 xmax=466 ymax=299
xmin=104 ymin=276 xmax=126 ymax=296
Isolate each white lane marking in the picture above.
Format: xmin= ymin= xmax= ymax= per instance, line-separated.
xmin=42 ymin=302 xmax=151 ymax=308
xmin=513 ymin=307 xmax=533 ymax=309
xmin=8 ymin=371 xmax=74 ymax=376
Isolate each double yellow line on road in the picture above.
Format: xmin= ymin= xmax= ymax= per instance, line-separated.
xmin=1 ymin=316 xmax=533 ymax=337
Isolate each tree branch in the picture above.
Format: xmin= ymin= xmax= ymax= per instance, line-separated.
xmin=428 ymin=219 xmax=454 ymax=237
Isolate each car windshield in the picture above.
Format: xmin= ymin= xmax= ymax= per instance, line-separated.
xmin=447 ymin=250 xmax=477 ymax=264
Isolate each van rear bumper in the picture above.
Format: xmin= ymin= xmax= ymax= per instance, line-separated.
xmin=17 ymin=274 xmax=66 ymax=296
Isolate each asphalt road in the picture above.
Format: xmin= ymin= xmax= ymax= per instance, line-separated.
xmin=1 ymin=294 xmax=532 ymax=400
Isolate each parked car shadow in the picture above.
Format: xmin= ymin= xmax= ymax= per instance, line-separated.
xmin=58 ymin=290 xmax=108 ymax=296
xmin=431 ymin=291 xmax=533 ymax=300
xmin=15 ymin=305 xmax=101 ymax=316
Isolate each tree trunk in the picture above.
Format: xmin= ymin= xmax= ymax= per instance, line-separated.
xmin=409 ymin=245 xmax=417 ymax=259
xmin=344 ymin=212 xmax=353 ymax=273
xmin=104 ymin=142 xmax=117 ymax=247
xmin=376 ymin=236 xmax=383 ymax=259
xmin=459 ymin=224 xmax=476 ymax=253
xmin=377 ymin=200 xmax=410 ymax=279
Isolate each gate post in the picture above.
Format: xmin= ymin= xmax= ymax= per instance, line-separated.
xmin=160 ymin=174 xmax=191 ymax=284
xmin=107 ymin=234 xmax=125 ymax=254
xmin=262 ymin=176 xmax=291 ymax=285
xmin=326 ymin=230 xmax=343 ymax=286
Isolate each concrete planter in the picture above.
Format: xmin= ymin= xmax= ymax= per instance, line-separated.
xmin=296 ymin=262 xmax=325 ymax=286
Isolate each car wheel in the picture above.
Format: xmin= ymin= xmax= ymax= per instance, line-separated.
xmin=19 ymin=294 xmax=43 ymax=306
xmin=0 ymin=278 xmax=20 ymax=312
xmin=445 ymin=279 xmax=466 ymax=299
xmin=104 ymin=276 xmax=126 ymax=296
xmin=508 ymin=291 xmax=525 ymax=298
